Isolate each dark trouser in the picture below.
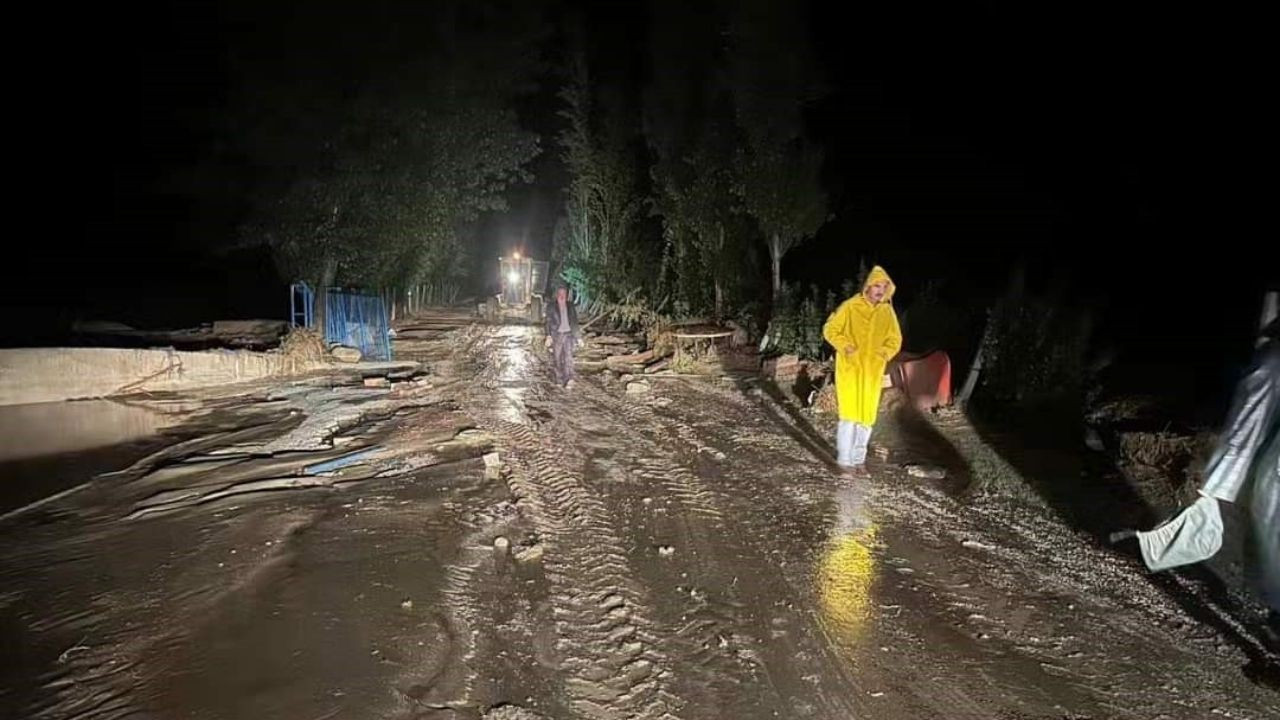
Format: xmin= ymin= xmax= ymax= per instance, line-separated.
xmin=552 ymin=333 xmax=575 ymax=385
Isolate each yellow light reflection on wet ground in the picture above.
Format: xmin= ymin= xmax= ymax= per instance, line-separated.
xmin=816 ymin=525 xmax=879 ymax=650
xmin=815 ymin=484 xmax=880 ymax=652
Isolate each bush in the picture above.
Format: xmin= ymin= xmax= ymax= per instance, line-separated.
xmin=976 ymin=294 xmax=1091 ymax=411
xmin=767 ymin=283 xmax=835 ymax=360
xmin=898 ymin=280 xmax=971 ymax=354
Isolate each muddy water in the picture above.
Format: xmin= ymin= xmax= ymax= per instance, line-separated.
xmin=2 ymin=323 xmax=1277 ymax=719
xmin=0 ymin=399 xmax=196 ymax=517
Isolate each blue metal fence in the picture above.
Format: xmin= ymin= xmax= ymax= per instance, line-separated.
xmin=324 ymin=290 xmax=392 ymax=361
xmin=290 ymin=282 xmax=392 ymax=361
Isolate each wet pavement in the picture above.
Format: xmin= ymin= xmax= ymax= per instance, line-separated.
xmin=1 ymin=319 xmax=1277 ymax=719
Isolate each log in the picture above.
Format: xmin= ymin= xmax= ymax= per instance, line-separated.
xmin=606 ymin=349 xmax=655 ymax=366
xmin=644 ymin=357 xmax=672 ymax=374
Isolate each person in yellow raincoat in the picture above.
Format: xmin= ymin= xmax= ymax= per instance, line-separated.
xmin=822 ymin=266 xmax=902 ymax=476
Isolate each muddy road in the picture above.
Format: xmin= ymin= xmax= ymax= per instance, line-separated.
xmin=2 ymin=320 xmax=1277 ymax=719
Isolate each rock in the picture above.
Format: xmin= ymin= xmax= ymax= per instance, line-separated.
xmin=625 ymin=380 xmax=651 ymax=395
xmin=657 ymin=545 xmax=675 ymax=557
xmin=363 ymin=377 xmax=391 ymax=389
xmin=483 ymin=452 xmax=502 ymax=480
xmin=762 ymin=353 xmax=802 ymax=380
xmin=515 ymin=543 xmax=544 ymax=564
xmin=493 ymin=536 xmax=511 ymax=556
xmin=904 ymin=463 xmax=947 ymax=480
xmin=400 ymin=598 xmax=414 ymax=609
xmin=484 ymin=704 xmax=550 ymax=720
xmin=331 ymin=345 xmax=363 ymax=363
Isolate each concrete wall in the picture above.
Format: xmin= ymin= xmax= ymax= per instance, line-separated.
xmin=0 ymin=347 xmax=322 ymax=406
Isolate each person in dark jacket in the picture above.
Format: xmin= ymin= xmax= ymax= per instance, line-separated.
xmin=544 ymin=282 xmax=581 ymax=388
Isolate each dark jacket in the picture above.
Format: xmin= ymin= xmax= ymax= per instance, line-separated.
xmin=544 ymin=295 xmax=580 ymax=339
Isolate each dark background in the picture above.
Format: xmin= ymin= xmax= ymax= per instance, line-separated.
xmin=9 ymin=1 xmax=1268 ymax=413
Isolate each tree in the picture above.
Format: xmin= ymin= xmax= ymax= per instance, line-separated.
xmin=735 ymin=140 xmax=828 ymax=304
xmin=237 ymin=0 xmax=543 ymax=324
xmin=725 ymin=0 xmax=830 ymax=304
xmin=555 ymin=49 xmax=646 ymax=305
xmin=644 ymin=0 xmax=744 ymax=319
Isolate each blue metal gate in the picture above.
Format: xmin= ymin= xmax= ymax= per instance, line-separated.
xmin=290 ymin=282 xmax=315 ymax=329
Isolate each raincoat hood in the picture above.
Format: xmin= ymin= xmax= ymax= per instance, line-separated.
xmin=862 ymin=266 xmax=896 ymax=303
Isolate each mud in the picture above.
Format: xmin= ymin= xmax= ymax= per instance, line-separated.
xmin=1 ymin=317 xmax=1277 ymax=719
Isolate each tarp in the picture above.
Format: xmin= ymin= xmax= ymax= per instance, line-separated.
xmin=889 ymin=350 xmax=953 ymax=410
xmin=1137 ymin=338 xmax=1280 ymax=610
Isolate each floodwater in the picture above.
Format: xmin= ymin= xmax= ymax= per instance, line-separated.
xmin=1 ymin=321 xmax=1276 ymax=719
xmin=0 ymin=399 xmax=193 ymax=517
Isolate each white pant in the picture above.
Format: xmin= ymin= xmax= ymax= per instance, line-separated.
xmin=836 ymin=420 xmax=872 ymax=467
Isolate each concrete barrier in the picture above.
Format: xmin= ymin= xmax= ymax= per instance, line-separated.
xmin=0 ymin=347 xmax=323 ymax=406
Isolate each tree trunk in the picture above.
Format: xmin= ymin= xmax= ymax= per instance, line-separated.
xmin=714 ymin=225 xmax=725 ymax=322
xmin=714 ymin=277 xmax=724 ymax=323
xmin=314 ymin=256 xmax=337 ymax=346
xmin=957 ymin=317 xmax=989 ymax=408
xmin=770 ymin=234 xmax=782 ymax=304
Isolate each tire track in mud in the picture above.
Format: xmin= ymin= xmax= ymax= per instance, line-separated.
xmin=572 ymin=379 xmax=869 ymax=719
xmin=407 ymin=496 xmax=527 ymax=716
xmin=417 ymin=528 xmax=484 ymax=713
xmin=458 ymin=331 xmax=682 ymax=720
xmin=655 ymin=387 xmax=1000 ymax=718
xmin=559 ymin=394 xmax=771 ymax=716
xmin=489 ymin=419 xmax=681 ymax=720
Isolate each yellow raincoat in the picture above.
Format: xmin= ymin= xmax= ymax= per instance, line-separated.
xmin=822 ymin=266 xmax=902 ymax=425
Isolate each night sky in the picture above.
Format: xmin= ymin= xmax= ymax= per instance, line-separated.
xmin=10 ymin=1 xmax=1268 ymax=405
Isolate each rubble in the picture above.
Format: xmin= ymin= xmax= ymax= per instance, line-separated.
xmin=514 ymin=543 xmax=545 ymax=564
xmin=483 ymin=452 xmax=503 ymax=480
xmin=904 ymin=463 xmax=948 ymax=480
xmin=605 ymin=349 xmax=655 ymax=371
xmin=331 ymin=345 xmax=363 ymax=363
xmin=644 ymin=357 xmax=672 ymax=374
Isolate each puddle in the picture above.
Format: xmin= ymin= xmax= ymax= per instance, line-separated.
xmin=0 ymin=400 xmax=180 ymax=462
xmin=492 ymin=326 xmax=536 ymax=424
xmin=815 ymin=484 xmax=881 ymax=651
xmin=0 ymin=399 xmax=190 ymax=517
